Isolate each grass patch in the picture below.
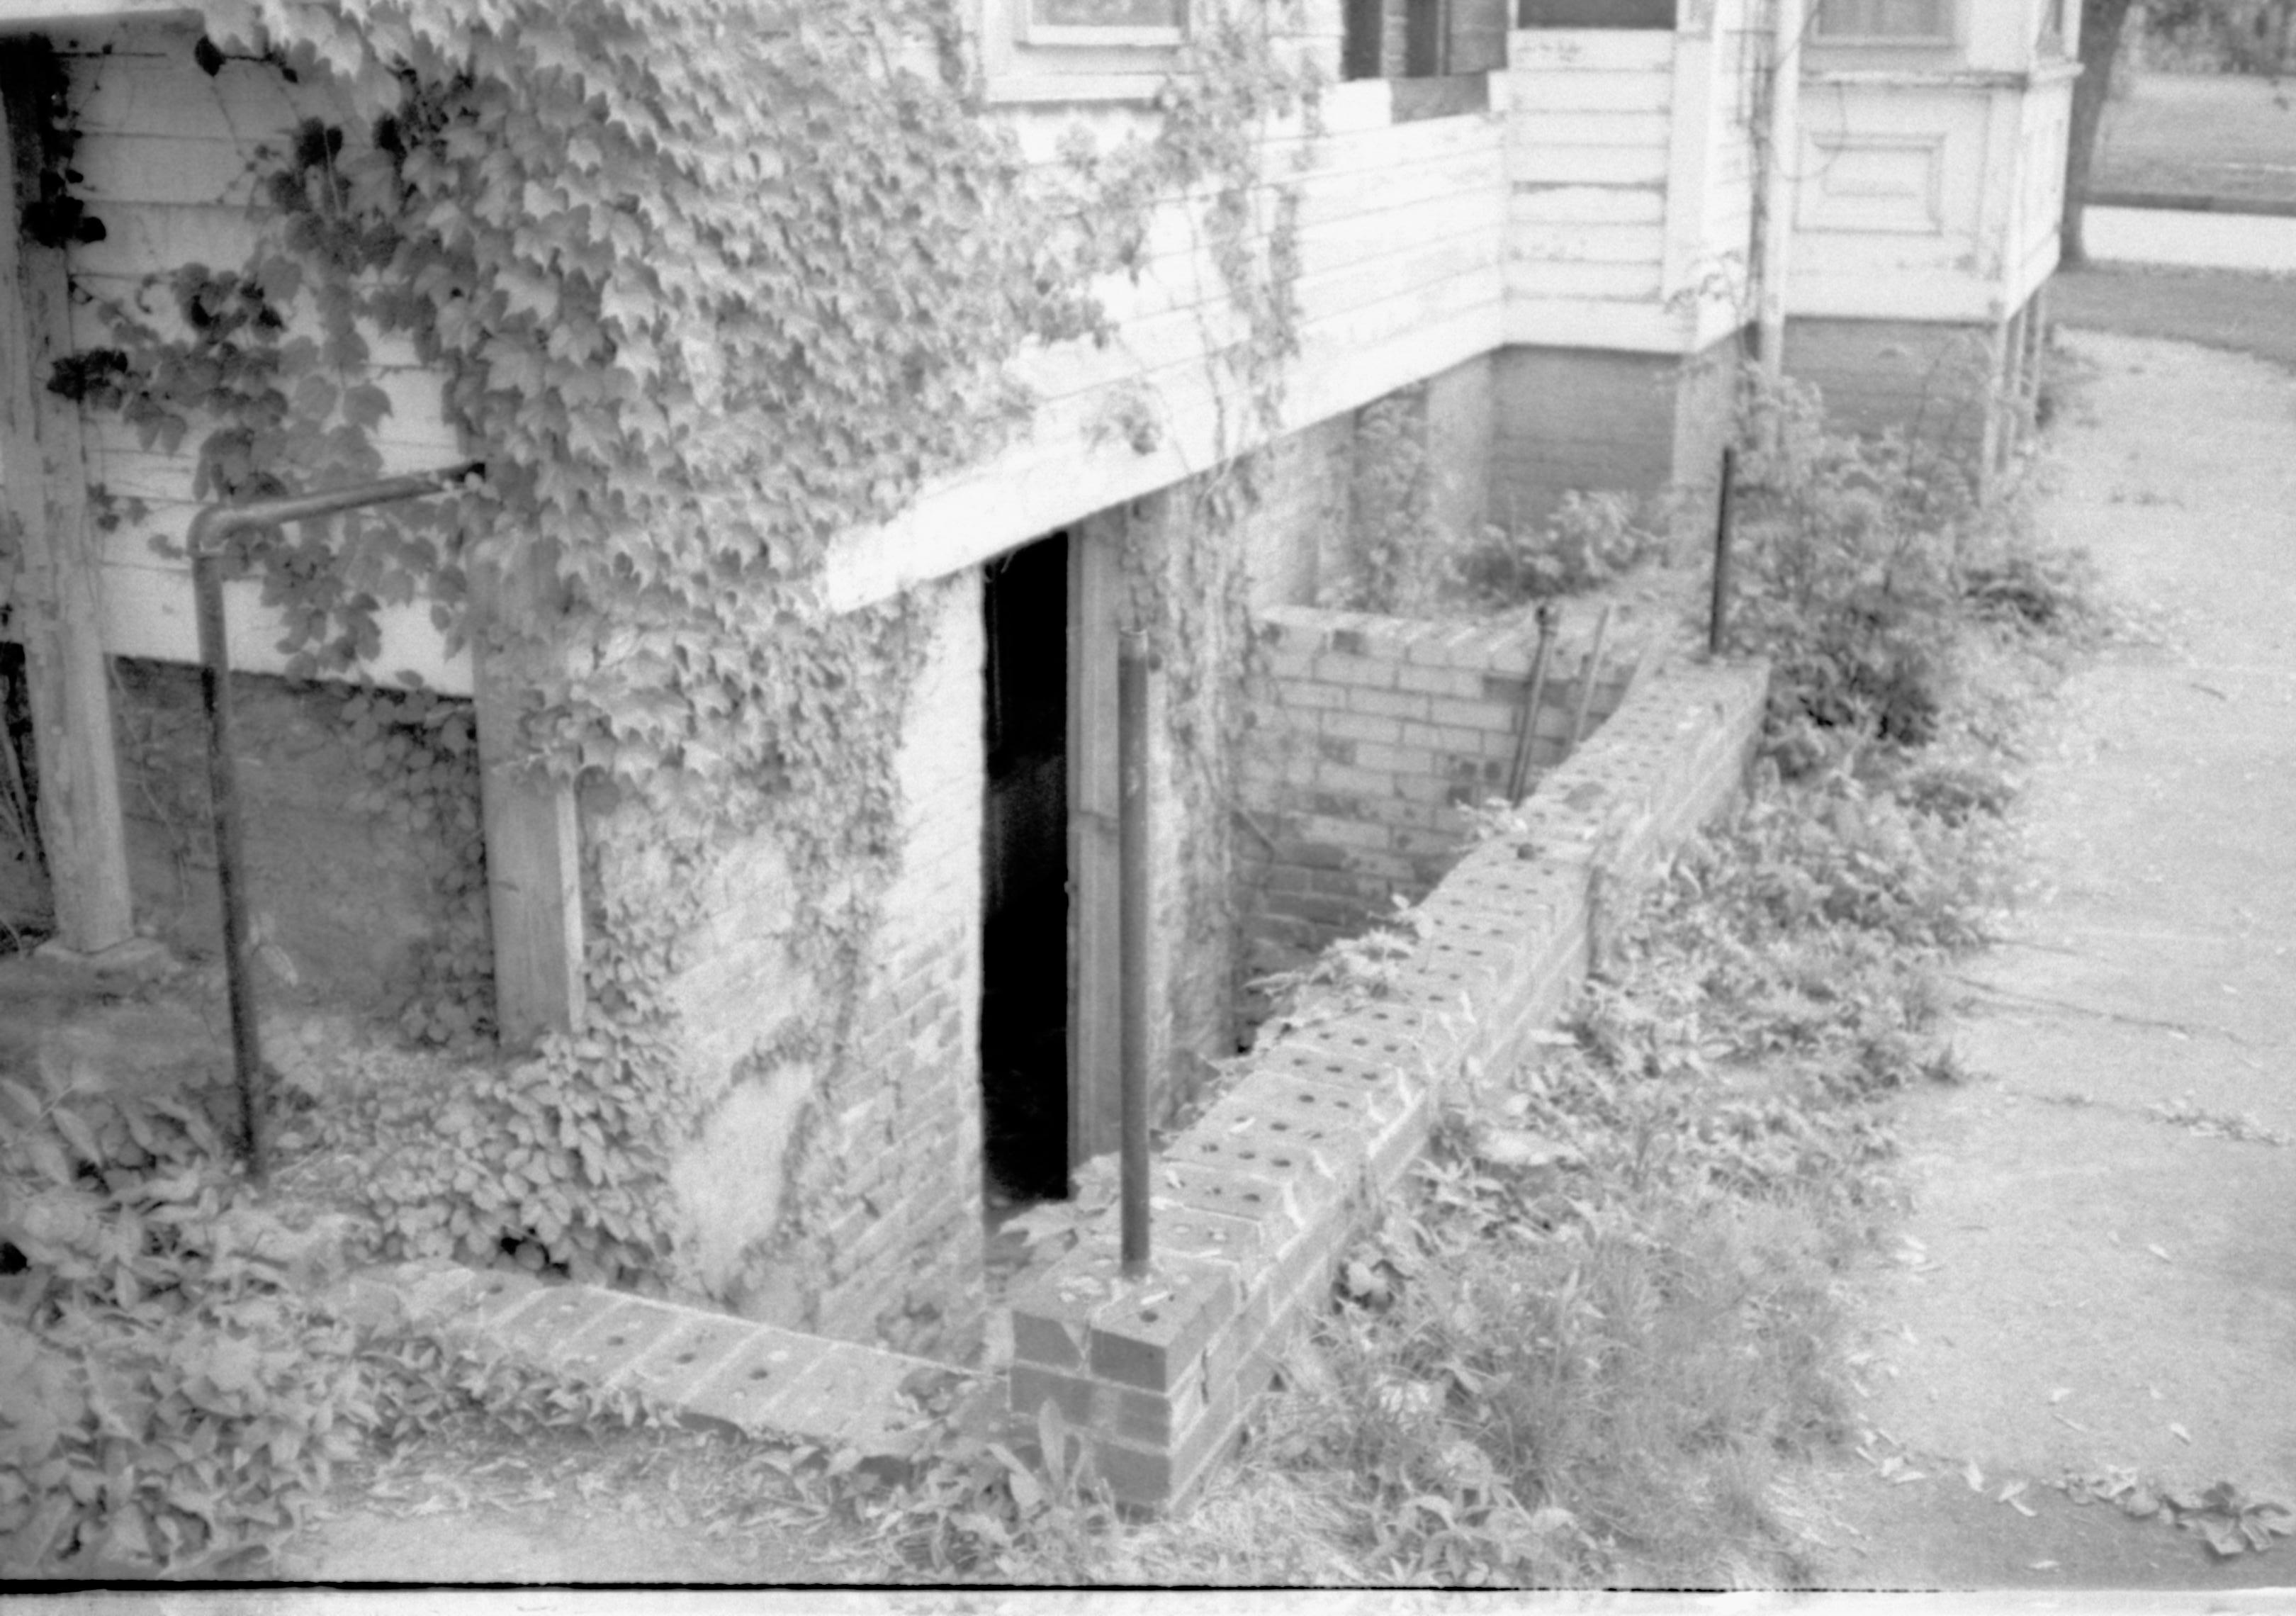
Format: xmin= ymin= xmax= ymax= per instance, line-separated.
xmin=2052 ymin=263 xmax=2296 ymax=372
xmin=2093 ymin=72 xmax=2296 ymax=208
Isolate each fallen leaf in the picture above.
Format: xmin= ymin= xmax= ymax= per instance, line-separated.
xmin=2030 ymin=1559 xmax=2059 ymax=1571
xmin=2170 ymin=1423 xmax=2192 ymax=1444
xmin=1964 ymin=1461 xmax=1986 ymax=1493
xmin=2201 ymin=1520 xmax=2247 ymax=1557
xmin=2010 ymin=1498 xmax=2039 ymax=1518
xmin=1999 ymin=1480 xmax=2029 ymax=1503
xmin=2049 ymin=1387 xmax=2071 ymax=1404
xmin=2146 ymin=1243 xmax=2171 ymax=1263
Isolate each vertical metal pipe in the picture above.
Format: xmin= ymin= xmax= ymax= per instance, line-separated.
xmin=1564 ymin=602 xmax=1614 ymax=758
xmin=1504 ymin=600 xmax=1558 ymax=804
xmin=183 ymin=463 xmax=480 ymax=1179
xmin=1709 ymin=446 xmax=1738 ymax=658
xmin=1116 ymin=628 xmax=1152 ymax=1278
xmin=193 ymin=550 xmax=266 ymax=1182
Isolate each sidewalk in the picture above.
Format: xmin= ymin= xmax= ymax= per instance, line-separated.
xmin=1782 ymin=329 xmax=2296 ymax=1588
xmin=2086 ymin=205 xmax=2296 ymax=273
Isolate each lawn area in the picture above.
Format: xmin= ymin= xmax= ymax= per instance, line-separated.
xmin=2092 ymin=72 xmax=2296 ymax=208
xmin=2051 ymin=262 xmax=2296 ymax=371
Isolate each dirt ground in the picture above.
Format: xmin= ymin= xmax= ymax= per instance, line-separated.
xmin=2095 ymin=71 xmax=2296 ymax=207
xmin=1769 ymin=328 xmax=2296 ymax=1590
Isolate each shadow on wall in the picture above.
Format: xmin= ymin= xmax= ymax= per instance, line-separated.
xmin=101 ymin=657 xmax=492 ymax=1028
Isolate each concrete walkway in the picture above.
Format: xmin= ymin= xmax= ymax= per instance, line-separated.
xmin=1784 ymin=330 xmax=2296 ymax=1588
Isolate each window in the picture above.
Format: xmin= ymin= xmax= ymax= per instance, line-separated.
xmin=984 ymin=0 xmax=1191 ymax=98
xmin=1813 ymin=0 xmax=1952 ymax=40
xmin=1019 ymin=0 xmax=1186 ymax=47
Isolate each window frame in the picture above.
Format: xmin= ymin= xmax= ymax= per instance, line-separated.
xmin=1016 ymin=0 xmax=1188 ymax=49
xmin=982 ymin=0 xmax=1194 ymax=101
xmin=1810 ymin=0 xmax=1956 ymax=47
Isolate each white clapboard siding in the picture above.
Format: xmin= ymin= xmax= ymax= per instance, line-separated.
xmin=1509 ymin=220 xmax=1668 ymax=264
xmin=2005 ymin=74 xmax=2072 ymax=307
xmin=1511 ymin=183 xmax=1665 ymax=226
xmin=1494 ymin=65 xmax=1669 ymax=114
xmin=1701 ymin=21 xmax=1760 ymax=255
xmin=1507 ymin=139 xmax=1670 ymax=188
xmin=1502 ymin=254 xmax=1663 ymax=301
xmin=1785 ymin=68 xmax=2069 ymax=327
xmin=827 ymin=261 xmax=1506 ymax=608
xmin=1508 ymin=30 xmax=1678 ymax=74
xmin=1068 ymin=124 xmax=1504 ymax=329
xmin=1501 ymin=293 xmax=1693 ymax=354
xmin=1498 ymin=29 xmax=1677 ymax=325
xmin=54 ymin=33 xmax=470 ymax=686
xmin=1020 ymin=201 xmax=1503 ymax=405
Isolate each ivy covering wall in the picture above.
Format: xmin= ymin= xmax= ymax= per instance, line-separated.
xmin=38 ymin=0 xmax=1322 ymax=1319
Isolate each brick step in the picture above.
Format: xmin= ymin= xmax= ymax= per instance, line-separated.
xmin=327 ymin=1258 xmax=983 ymax=1459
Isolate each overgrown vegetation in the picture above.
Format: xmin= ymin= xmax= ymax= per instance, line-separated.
xmin=0 ymin=1045 xmax=660 ymax=1576
xmin=1456 ymin=490 xmax=1667 ymax=609
xmin=1323 ymin=386 xmax=1663 ymax=617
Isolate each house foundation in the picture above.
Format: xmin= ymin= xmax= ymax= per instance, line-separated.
xmin=1492 ymin=337 xmax=1740 ymax=539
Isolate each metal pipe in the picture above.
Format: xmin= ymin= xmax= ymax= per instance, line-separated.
xmin=1504 ymin=600 xmax=1558 ymax=804
xmin=1709 ymin=446 xmax=1738 ymax=658
xmin=187 ymin=461 xmax=482 ymax=1181
xmin=1116 ymin=627 xmax=1154 ymax=1278
xmin=1564 ymin=602 xmax=1614 ymax=758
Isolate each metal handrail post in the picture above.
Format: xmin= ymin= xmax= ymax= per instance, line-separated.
xmin=186 ymin=462 xmax=482 ymax=1180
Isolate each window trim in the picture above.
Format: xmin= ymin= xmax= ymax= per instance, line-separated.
xmin=984 ymin=0 xmax=1192 ymax=101
xmin=1811 ymin=0 xmax=1956 ymax=46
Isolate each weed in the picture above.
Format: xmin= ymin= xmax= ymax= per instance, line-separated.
xmin=0 ymin=1037 xmax=659 ymax=1578
xmin=1457 ymin=491 xmax=1666 ymax=608
xmin=1326 ymin=388 xmax=1448 ymax=617
xmin=1212 ymin=646 xmax=2052 ymax=1583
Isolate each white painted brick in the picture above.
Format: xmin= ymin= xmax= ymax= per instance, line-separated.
xmin=1346 ymin=686 xmax=1432 ymax=722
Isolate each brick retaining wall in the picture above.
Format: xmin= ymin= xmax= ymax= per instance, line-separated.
xmin=1011 ymin=653 xmax=1769 ymax=1508
xmin=1239 ymin=601 xmax=1672 ymax=987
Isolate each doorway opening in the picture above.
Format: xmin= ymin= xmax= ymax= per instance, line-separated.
xmin=980 ymin=532 xmax=1072 ymax=1205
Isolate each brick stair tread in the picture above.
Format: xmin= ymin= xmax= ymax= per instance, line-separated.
xmin=324 ymin=1258 xmax=979 ymax=1458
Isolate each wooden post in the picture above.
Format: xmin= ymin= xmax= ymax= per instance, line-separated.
xmin=1756 ymin=0 xmax=1806 ymax=388
xmin=0 ymin=44 xmax=133 ymax=955
xmin=468 ymin=546 xmax=584 ymax=1045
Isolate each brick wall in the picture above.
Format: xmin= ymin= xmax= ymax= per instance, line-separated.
xmin=647 ymin=575 xmax=986 ymax=1359
xmin=1239 ymin=415 xmax=1355 ymax=612
xmin=1008 ymin=654 xmax=1771 ymax=1508
xmin=1239 ymin=600 xmax=1673 ymax=992
xmin=1490 ymin=337 xmax=1742 ymax=543
xmin=1781 ymin=315 xmax=2008 ymax=470
xmin=1424 ymin=352 xmax=1496 ymax=549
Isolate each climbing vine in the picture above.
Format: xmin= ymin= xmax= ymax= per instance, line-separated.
xmin=1075 ymin=1 xmax=1322 ymax=1076
xmin=47 ymin=0 xmax=1322 ymax=1287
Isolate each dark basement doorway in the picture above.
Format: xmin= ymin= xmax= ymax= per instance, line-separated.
xmin=981 ymin=531 xmax=1074 ymax=1206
